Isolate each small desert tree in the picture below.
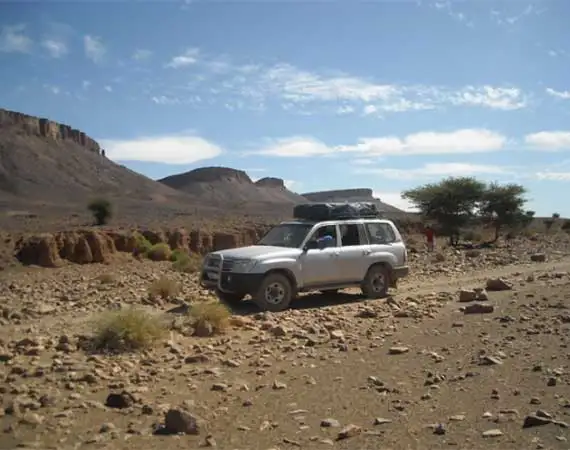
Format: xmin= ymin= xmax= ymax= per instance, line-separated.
xmin=88 ymin=198 xmax=113 ymax=226
xmin=402 ymin=177 xmax=486 ymax=246
xmin=479 ymin=182 xmax=527 ymax=241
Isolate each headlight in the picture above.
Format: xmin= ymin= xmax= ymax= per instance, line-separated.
xmin=232 ymin=259 xmax=257 ymax=273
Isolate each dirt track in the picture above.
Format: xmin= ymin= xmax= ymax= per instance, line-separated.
xmin=0 ymin=252 xmax=569 ymax=450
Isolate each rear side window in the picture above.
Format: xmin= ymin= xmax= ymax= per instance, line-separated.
xmin=339 ymin=223 xmax=367 ymax=247
xmin=366 ymin=223 xmax=397 ymax=244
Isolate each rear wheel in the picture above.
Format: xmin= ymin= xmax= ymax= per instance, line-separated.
xmin=361 ymin=264 xmax=390 ymax=299
xmin=253 ymin=273 xmax=293 ymax=312
xmin=215 ymin=290 xmax=245 ymax=306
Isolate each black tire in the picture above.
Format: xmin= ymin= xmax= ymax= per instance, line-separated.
xmin=361 ymin=264 xmax=390 ymax=299
xmin=215 ymin=290 xmax=245 ymax=306
xmin=253 ymin=273 xmax=293 ymax=312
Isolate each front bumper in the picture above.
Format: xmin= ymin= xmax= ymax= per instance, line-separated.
xmin=200 ymin=270 xmax=264 ymax=295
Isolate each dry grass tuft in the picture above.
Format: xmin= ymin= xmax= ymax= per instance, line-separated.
xmin=188 ymin=301 xmax=231 ymax=336
xmin=92 ymin=307 xmax=167 ymax=352
xmin=149 ymin=276 xmax=180 ymax=299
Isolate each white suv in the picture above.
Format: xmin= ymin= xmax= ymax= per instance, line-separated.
xmin=200 ymin=217 xmax=409 ymax=312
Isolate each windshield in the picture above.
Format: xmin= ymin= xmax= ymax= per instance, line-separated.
xmin=256 ymin=223 xmax=314 ymax=248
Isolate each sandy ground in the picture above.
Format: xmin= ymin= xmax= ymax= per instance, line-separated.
xmin=0 ymin=242 xmax=569 ymax=450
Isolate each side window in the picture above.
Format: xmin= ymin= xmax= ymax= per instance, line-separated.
xmin=366 ymin=223 xmax=396 ymax=244
xmin=339 ymin=224 xmax=367 ymax=247
xmin=308 ymin=225 xmax=338 ymax=247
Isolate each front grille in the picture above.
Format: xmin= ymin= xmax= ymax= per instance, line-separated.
xmin=222 ymin=259 xmax=234 ymax=272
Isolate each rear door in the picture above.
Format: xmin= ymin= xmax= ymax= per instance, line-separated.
xmin=336 ymin=222 xmax=371 ymax=283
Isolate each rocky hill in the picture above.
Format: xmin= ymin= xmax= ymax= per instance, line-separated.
xmin=0 ymin=108 xmax=187 ymax=205
xmin=158 ymin=167 xmax=307 ymax=207
xmin=302 ymin=188 xmax=405 ymax=214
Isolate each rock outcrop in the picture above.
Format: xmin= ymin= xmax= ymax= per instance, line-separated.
xmin=15 ymin=226 xmax=272 ymax=268
xmin=0 ymin=108 xmax=101 ymax=154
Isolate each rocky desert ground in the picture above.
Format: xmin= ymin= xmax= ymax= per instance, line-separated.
xmin=0 ymin=232 xmax=569 ymax=450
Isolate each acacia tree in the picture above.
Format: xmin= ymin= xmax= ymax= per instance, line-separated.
xmin=402 ymin=177 xmax=486 ymax=246
xmin=479 ymin=182 xmax=527 ymax=241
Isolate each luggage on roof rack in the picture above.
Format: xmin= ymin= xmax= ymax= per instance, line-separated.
xmin=293 ymin=202 xmax=381 ymax=221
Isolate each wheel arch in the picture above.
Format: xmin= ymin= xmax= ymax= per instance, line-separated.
xmin=263 ymin=268 xmax=298 ymax=291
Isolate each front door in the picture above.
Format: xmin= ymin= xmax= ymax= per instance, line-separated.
xmin=299 ymin=224 xmax=340 ymax=287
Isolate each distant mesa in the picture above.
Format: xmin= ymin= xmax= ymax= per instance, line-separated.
xmin=302 ymin=188 xmax=404 ymax=213
xmin=254 ymin=177 xmax=286 ymax=189
xmin=158 ymin=166 xmax=306 ymax=206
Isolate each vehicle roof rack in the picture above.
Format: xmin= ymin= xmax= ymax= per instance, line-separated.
xmin=293 ymin=202 xmax=383 ymax=221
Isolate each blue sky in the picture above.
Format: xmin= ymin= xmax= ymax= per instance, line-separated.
xmin=1 ymin=0 xmax=570 ymax=216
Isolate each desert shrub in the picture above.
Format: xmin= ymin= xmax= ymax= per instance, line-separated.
xmin=149 ymin=276 xmax=180 ymax=299
xmin=92 ymin=307 xmax=167 ymax=352
xmin=189 ymin=301 xmax=230 ymax=336
xmin=132 ymin=232 xmax=152 ymax=256
xmin=171 ymin=251 xmax=202 ymax=273
xmin=552 ymin=212 xmax=561 ymax=219
xmin=87 ymin=198 xmax=112 ymax=225
xmin=462 ymin=230 xmax=482 ymax=242
xmin=146 ymin=242 xmax=172 ymax=261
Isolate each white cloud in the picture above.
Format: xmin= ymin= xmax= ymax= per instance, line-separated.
xmin=100 ymin=135 xmax=223 ymax=164
xmin=450 ymin=86 xmax=526 ymax=110
xmin=84 ymin=35 xmax=106 ymax=63
xmin=41 ymin=38 xmax=67 ymax=58
xmin=373 ymin=191 xmax=419 ymax=212
xmin=535 ymin=171 xmax=570 ymax=181
xmin=152 ymin=95 xmax=181 ymax=105
xmin=132 ymin=49 xmax=152 ymax=61
xmin=259 ymin=63 xmax=399 ymax=103
xmin=44 ymin=84 xmax=61 ymax=95
xmin=104 ymin=85 xmax=113 ymax=92
xmin=0 ymin=24 xmax=33 ymax=53
xmin=166 ymin=48 xmax=200 ymax=68
xmin=82 ymin=80 xmax=91 ymax=89
xmin=255 ymin=137 xmax=333 ymax=157
xmin=546 ymin=88 xmax=570 ymax=100
xmin=358 ymin=163 xmax=508 ymax=180
xmin=338 ymin=129 xmax=506 ymax=156
xmin=254 ymin=129 xmax=506 ymax=158
xmin=525 ymin=131 xmax=570 ymax=150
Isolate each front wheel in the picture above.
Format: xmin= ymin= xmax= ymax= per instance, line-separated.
xmin=253 ymin=273 xmax=293 ymax=312
xmin=361 ymin=264 xmax=390 ymax=299
xmin=215 ymin=290 xmax=245 ymax=306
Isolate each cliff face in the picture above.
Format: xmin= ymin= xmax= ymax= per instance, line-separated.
xmin=0 ymin=108 xmax=101 ymax=154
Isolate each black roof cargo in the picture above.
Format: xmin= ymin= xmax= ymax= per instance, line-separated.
xmin=293 ymin=202 xmax=382 ymax=221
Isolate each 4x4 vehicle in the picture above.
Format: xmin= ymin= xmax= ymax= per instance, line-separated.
xmin=199 ymin=203 xmax=409 ymax=312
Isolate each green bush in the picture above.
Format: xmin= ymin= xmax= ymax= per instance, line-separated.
xmin=87 ymin=198 xmax=112 ymax=225
xmin=132 ymin=232 xmax=152 ymax=256
xmin=146 ymin=243 xmax=172 ymax=261
xmin=171 ymin=251 xmax=202 ymax=273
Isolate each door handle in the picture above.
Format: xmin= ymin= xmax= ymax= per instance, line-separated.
xmin=363 ymin=249 xmax=372 ymax=255
xmin=331 ymin=251 xmax=340 ymax=257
